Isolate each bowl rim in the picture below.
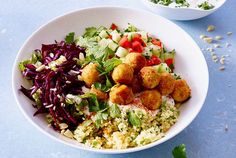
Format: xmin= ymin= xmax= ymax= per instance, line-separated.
xmin=142 ymin=0 xmax=227 ymax=12
xmin=12 ymin=6 xmax=209 ymax=154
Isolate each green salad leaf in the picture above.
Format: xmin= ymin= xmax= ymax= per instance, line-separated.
xmin=65 ymin=32 xmax=75 ymax=44
xmin=172 ymin=144 xmax=187 ymax=158
xmin=18 ymin=51 xmax=42 ymax=71
xmin=128 ymin=111 xmax=141 ymax=127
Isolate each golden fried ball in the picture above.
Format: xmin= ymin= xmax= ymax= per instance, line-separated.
xmin=131 ymin=75 xmax=143 ymax=94
xmin=125 ymin=53 xmax=146 ymax=72
xmin=90 ymin=86 xmax=108 ymax=100
xmin=158 ymin=73 xmax=175 ymax=95
xmin=81 ymin=63 xmax=101 ymax=87
xmin=139 ymin=90 xmax=162 ymax=110
xmin=139 ymin=66 xmax=161 ymax=89
xmin=109 ymin=85 xmax=134 ymax=105
xmin=171 ymin=79 xmax=191 ymax=102
xmin=112 ymin=63 xmax=134 ymax=84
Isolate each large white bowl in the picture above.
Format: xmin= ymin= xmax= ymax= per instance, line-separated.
xmin=142 ymin=0 xmax=227 ymax=20
xmin=12 ymin=6 xmax=209 ymax=154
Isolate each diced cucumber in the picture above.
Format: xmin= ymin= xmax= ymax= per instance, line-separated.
xmin=99 ymin=38 xmax=110 ymax=48
xmin=99 ymin=30 xmax=109 ymax=38
xmin=149 ymin=44 xmax=161 ymax=57
xmin=163 ymin=50 xmax=175 ymax=60
xmin=110 ymin=30 xmax=119 ymax=35
xmin=115 ymin=46 xmax=129 ymax=58
xmin=108 ymin=40 xmax=119 ymax=51
xmin=112 ymin=33 xmax=121 ymax=43
xmin=138 ymin=31 xmax=148 ymax=42
xmin=127 ymin=33 xmax=133 ymax=42
xmin=153 ymin=63 xmax=171 ymax=73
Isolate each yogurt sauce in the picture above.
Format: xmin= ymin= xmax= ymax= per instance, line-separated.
xmin=154 ymin=0 xmax=221 ymax=10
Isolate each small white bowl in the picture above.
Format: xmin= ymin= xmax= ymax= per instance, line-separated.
xmin=12 ymin=6 xmax=209 ymax=154
xmin=142 ymin=0 xmax=227 ymax=20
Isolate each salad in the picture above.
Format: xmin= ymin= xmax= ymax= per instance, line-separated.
xmin=19 ymin=23 xmax=191 ymax=149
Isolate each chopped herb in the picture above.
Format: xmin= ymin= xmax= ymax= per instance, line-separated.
xmin=65 ymin=32 xmax=75 ymax=44
xmin=128 ymin=111 xmax=141 ymax=127
xmin=83 ymin=27 xmax=97 ymax=38
xmin=172 ymin=144 xmax=187 ymax=158
xmin=176 ymin=0 xmax=189 ymax=7
xmin=151 ymin=0 xmax=174 ymax=6
xmin=198 ymin=1 xmax=214 ymax=10
xmin=125 ymin=23 xmax=138 ymax=32
xmin=109 ymin=104 xmax=121 ymax=118
xmin=94 ymin=111 xmax=108 ymax=128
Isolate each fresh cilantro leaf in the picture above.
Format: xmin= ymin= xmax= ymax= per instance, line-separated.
xmin=128 ymin=111 xmax=141 ymax=127
xmin=80 ymin=93 xmax=100 ymax=112
xmin=83 ymin=27 xmax=97 ymax=38
xmin=176 ymin=0 xmax=189 ymax=7
xmin=109 ymin=104 xmax=121 ymax=118
xmin=172 ymin=144 xmax=187 ymax=158
xmin=94 ymin=111 xmax=108 ymax=128
xmin=99 ymin=58 xmax=122 ymax=75
xmin=198 ymin=1 xmax=214 ymax=10
xmin=105 ymin=75 xmax=113 ymax=90
xmin=65 ymin=32 xmax=75 ymax=44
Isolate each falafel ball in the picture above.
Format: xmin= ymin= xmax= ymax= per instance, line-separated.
xmin=131 ymin=75 xmax=143 ymax=93
xmin=112 ymin=63 xmax=134 ymax=84
xmin=81 ymin=63 xmax=101 ymax=87
xmin=125 ymin=53 xmax=146 ymax=72
xmin=90 ymin=86 xmax=108 ymax=100
xmin=139 ymin=90 xmax=162 ymax=110
xmin=139 ymin=66 xmax=161 ymax=89
xmin=171 ymin=79 xmax=191 ymax=102
xmin=109 ymin=84 xmax=134 ymax=105
xmin=158 ymin=73 xmax=175 ymax=95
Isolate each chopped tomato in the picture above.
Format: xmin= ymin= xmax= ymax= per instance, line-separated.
xmin=131 ymin=41 xmax=143 ymax=53
xmin=132 ymin=33 xmax=146 ymax=47
xmin=165 ymin=58 xmax=174 ymax=69
xmin=146 ymin=59 xmax=154 ymax=66
xmin=110 ymin=23 xmax=118 ymax=30
xmin=152 ymin=38 xmax=162 ymax=47
xmin=119 ymin=36 xmax=132 ymax=49
xmin=151 ymin=55 xmax=162 ymax=65
xmin=146 ymin=55 xmax=162 ymax=66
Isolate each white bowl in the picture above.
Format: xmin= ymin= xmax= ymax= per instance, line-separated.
xmin=142 ymin=0 xmax=227 ymax=20
xmin=12 ymin=6 xmax=209 ymax=154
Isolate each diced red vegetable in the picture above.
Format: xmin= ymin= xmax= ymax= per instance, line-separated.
xmin=110 ymin=23 xmax=118 ymax=30
xmin=146 ymin=55 xmax=161 ymax=66
xmin=131 ymin=41 xmax=143 ymax=53
xmin=132 ymin=33 xmax=146 ymax=47
xmin=119 ymin=36 xmax=132 ymax=49
xmin=151 ymin=55 xmax=162 ymax=65
xmin=165 ymin=58 xmax=174 ymax=69
xmin=152 ymin=38 xmax=162 ymax=47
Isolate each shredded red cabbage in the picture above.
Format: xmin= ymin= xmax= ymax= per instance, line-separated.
xmin=20 ymin=41 xmax=86 ymax=130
